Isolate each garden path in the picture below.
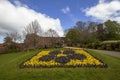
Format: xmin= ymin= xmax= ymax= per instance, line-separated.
xmin=65 ymin=47 xmax=120 ymax=58
xmin=89 ymin=49 xmax=120 ymax=58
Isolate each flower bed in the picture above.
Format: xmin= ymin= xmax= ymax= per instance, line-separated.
xmin=20 ymin=49 xmax=107 ymax=68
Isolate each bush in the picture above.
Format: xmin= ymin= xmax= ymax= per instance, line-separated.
xmin=84 ymin=40 xmax=120 ymax=51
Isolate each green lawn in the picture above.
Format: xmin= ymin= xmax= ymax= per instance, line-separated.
xmin=0 ymin=48 xmax=120 ymax=80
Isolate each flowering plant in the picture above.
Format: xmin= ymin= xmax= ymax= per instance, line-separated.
xmin=20 ymin=49 xmax=107 ymax=68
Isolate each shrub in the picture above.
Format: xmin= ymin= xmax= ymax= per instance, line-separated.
xmin=86 ymin=40 xmax=120 ymax=51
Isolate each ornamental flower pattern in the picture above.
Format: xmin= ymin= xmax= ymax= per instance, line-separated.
xmin=20 ymin=49 xmax=107 ymax=68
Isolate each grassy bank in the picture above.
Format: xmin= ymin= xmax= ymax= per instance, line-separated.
xmin=0 ymin=48 xmax=120 ymax=80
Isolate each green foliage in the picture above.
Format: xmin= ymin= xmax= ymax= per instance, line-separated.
xmin=96 ymin=24 xmax=106 ymax=41
xmin=65 ymin=20 xmax=120 ymax=47
xmin=65 ymin=28 xmax=80 ymax=45
xmin=86 ymin=40 xmax=120 ymax=51
xmin=104 ymin=20 xmax=120 ymax=40
xmin=4 ymin=36 xmax=12 ymax=43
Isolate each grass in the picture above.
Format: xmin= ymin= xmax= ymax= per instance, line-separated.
xmin=0 ymin=48 xmax=120 ymax=80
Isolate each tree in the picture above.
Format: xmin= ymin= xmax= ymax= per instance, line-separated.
xmin=104 ymin=20 xmax=120 ymax=40
xmin=76 ymin=21 xmax=86 ymax=32
xmin=75 ymin=21 xmax=88 ymax=44
xmin=65 ymin=28 xmax=80 ymax=46
xmin=24 ymin=20 xmax=42 ymax=36
xmin=96 ymin=24 xmax=106 ymax=41
xmin=88 ymin=22 xmax=97 ymax=33
xmin=4 ymin=32 xmax=21 ymax=43
xmin=87 ymin=22 xmax=99 ymax=43
xmin=65 ymin=21 xmax=100 ymax=46
xmin=75 ymin=21 xmax=98 ymax=44
xmin=45 ymin=29 xmax=59 ymax=47
xmin=24 ymin=20 xmax=42 ymax=48
xmin=3 ymin=32 xmax=21 ymax=51
xmin=46 ymin=29 xmax=59 ymax=37
xmin=65 ymin=20 xmax=120 ymax=48
xmin=4 ymin=36 xmax=12 ymax=43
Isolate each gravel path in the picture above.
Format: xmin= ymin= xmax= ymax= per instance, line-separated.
xmin=64 ymin=47 xmax=120 ymax=58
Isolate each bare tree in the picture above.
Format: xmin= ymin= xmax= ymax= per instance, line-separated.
xmin=88 ymin=22 xmax=97 ymax=33
xmin=46 ymin=29 xmax=59 ymax=37
xmin=24 ymin=20 xmax=42 ymax=36
xmin=45 ymin=29 xmax=59 ymax=47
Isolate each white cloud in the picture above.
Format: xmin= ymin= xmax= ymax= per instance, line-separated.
xmin=0 ymin=0 xmax=64 ymax=37
xmin=84 ymin=0 xmax=120 ymax=23
xmin=13 ymin=0 xmax=28 ymax=8
xmin=61 ymin=6 xmax=70 ymax=14
xmin=61 ymin=6 xmax=78 ymax=23
xmin=99 ymin=0 xmax=105 ymax=3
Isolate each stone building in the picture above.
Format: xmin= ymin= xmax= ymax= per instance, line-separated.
xmin=24 ymin=34 xmax=64 ymax=49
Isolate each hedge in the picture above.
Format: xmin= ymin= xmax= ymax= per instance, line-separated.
xmin=85 ymin=41 xmax=120 ymax=51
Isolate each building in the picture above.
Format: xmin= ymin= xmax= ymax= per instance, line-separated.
xmin=24 ymin=34 xmax=64 ymax=49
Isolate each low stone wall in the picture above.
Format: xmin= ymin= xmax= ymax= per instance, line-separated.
xmin=0 ymin=43 xmax=25 ymax=53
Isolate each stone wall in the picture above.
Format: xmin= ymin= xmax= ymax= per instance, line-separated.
xmin=0 ymin=43 xmax=25 ymax=53
xmin=0 ymin=34 xmax=65 ymax=53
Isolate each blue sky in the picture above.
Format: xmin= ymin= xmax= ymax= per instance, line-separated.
xmin=9 ymin=0 xmax=98 ymax=30
xmin=0 ymin=0 xmax=120 ymax=43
